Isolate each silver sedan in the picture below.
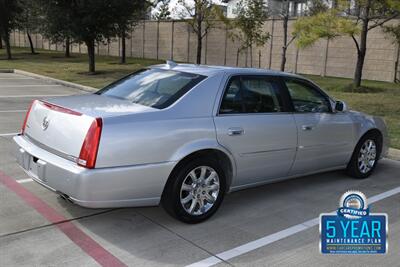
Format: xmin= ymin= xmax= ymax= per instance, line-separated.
xmin=14 ymin=63 xmax=389 ymax=223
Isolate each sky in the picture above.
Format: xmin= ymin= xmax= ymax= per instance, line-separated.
xmin=152 ymin=0 xmax=225 ymax=19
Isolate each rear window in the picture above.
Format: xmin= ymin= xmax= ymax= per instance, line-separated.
xmin=96 ymin=69 xmax=206 ymax=109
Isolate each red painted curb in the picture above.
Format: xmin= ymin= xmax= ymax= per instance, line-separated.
xmin=0 ymin=171 xmax=127 ymax=267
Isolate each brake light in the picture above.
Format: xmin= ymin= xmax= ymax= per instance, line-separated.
xmin=21 ymin=100 xmax=36 ymax=134
xmin=78 ymin=118 xmax=102 ymax=169
xmin=41 ymin=101 xmax=82 ymax=116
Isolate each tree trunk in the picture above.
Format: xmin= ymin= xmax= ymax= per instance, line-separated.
xmin=0 ymin=34 xmax=3 ymax=49
xmin=65 ymin=38 xmax=70 ymax=58
xmin=280 ymin=2 xmax=290 ymax=72
xmin=4 ymin=32 xmax=11 ymax=59
xmin=353 ymin=19 xmax=369 ymax=88
xmin=86 ymin=40 xmax=96 ymax=73
xmin=395 ymin=44 xmax=400 ymax=83
xmin=245 ymin=48 xmax=248 ymax=67
xmin=236 ymin=48 xmax=240 ymax=67
xmin=27 ymin=31 xmax=35 ymax=54
xmin=196 ymin=32 xmax=202 ymax=64
xmin=250 ymin=45 xmax=253 ymax=68
xmin=120 ymin=32 xmax=126 ymax=64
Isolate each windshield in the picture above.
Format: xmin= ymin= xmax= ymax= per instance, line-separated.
xmin=96 ymin=69 xmax=206 ymax=109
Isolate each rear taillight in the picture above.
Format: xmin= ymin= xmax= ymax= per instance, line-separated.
xmin=21 ymin=100 xmax=36 ymax=134
xmin=78 ymin=118 xmax=102 ymax=169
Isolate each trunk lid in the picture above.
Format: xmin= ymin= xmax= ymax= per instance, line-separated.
xmin=24 ymin=94 xmax=155 ymax=159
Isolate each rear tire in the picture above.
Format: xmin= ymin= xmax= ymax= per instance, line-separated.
xmin=346 ymin=132 xmax=381 ymax=179
xmin=162 ymin=157 xmax=226 ymax=223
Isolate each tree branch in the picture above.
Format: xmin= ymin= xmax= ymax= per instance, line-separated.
xmin=351 ymin=34 xmax=360 ymax=53
xmin=368 ymin=13 xmax=399 ymax=31
xmin=286 ymin=35 xmax=296 ymax=48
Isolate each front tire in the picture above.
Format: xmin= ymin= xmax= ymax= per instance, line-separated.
xmin=346 ymin=132 xmax=381 ymax=179
xmin=162 ymin=157 xmax=226 ymax=223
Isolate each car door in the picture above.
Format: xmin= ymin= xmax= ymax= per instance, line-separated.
xmin=283 ymin=77 xmax=355 ymax=175
xmin=213 ymin=75 xmax=297 ymax=188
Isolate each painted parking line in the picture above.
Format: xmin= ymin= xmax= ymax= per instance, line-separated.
xmin=0 ymin=95 xmax=69 ymax=98
xmin=0 ymin=133 xmax=19 ymax=137
xmin=187 ymin=186 xmax=400 ymax=267
xmin=0 ymin=171 xmax=127 ymax=267
xmin=16 ymin=178 xmax=33 ymax=184
xmin=0 ymin=85 xmax=62 ymax=88
xmin=0 ymin=110 xmax=26 ymax=113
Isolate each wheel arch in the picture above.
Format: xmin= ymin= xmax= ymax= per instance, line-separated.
xmin=163 ymin=145 xmax=236 ymax=198
xmin=354 ymin=128 xmax=384 ymax=157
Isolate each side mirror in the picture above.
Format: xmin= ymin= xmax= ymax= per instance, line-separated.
xmin=334 ymin=100 xmax=348 ymax=112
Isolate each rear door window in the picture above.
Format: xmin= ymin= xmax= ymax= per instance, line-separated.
xmin=96 ymin=69 xmax=206 ymax=109
xmin=219 ymin=76 xmax=284 ymax=114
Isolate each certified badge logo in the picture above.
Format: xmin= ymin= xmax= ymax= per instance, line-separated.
xmin=320 ymin=190 xmax=388 ymax=254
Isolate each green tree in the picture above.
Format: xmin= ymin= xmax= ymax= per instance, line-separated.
xmin=383 ymin=24 xmax=400 ymax=82
xmin=153 ymin=0 xmax=171 ymax=20
xmin=0 ymin=0 xmax=23 ymax=59
xmin=294 ymin=0 xmax=399 ymax=88
xmin=275 ymin=0 xmax=326 ymax=72
xmin=18 ymin=0 xmax=42 ymax=54
xmin=39 ymin=0 xmax=74 ymax=57
xmin=294 ymin=10 xmax=358 ymax=48
xmin=279 ymin=0 xmax=292 ymax=71
xmin=177 ymin=0 xmax=221 ymax=64
xmin=114 ymin=1 xmax=148 ymax=64
xmin=224 ymin=0 xmax=269 ymax=67
xmin=42 ymin=0 xmax=133 ymax=73
xmin=307 ymin=0 xmax=330 ymax=16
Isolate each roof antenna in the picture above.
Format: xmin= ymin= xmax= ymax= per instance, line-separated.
xmin=166 ymin=60 xmax=177 ymax=69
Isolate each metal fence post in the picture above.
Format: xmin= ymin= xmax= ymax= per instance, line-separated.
xmin=187 ymin=25 xmax=190 ymax=63
xmin=171 ymin=21 xmax=175 ymax=60
xmin=322 ymin=38 xmax=329 ymax=77
xmin=142 ymin=21 xmax=145 ymax=59
xmin=118 ymin=37 xmax=121 ymax=57
xmin=130 ymin=29 xmax=133 ymax=57
xmin=156 ymin=21 xmax=160 ymax=60
xmin=224 ymin=25 xmax=228 ymax=66
xmin=204 ymin=33 xmax=208 ymax=65
xmin=268 ymin=18 xmax=275 ymax=69
xmin=294 ymin=47 xmax=299 ymax=74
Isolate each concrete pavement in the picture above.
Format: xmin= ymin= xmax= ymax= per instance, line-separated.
xmin=0 ymin=72 xmax=399 ymax=267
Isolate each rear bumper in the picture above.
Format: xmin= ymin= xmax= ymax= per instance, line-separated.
xmin=13 ymin=135 xmax=175 ymax=208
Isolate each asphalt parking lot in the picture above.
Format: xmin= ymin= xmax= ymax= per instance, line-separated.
xmin=0 ymin=72 xmax=399 ymax=267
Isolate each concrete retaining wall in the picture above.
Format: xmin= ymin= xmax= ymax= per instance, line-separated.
xmin=10 ymin=19 xmax=400 ymax=82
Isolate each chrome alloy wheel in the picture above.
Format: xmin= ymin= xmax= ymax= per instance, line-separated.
xmin=180 ymin=166 xmax=220 ymax=216
xmin=358 ymin=139 xmax=377 ymax=174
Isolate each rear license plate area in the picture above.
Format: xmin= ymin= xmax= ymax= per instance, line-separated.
xmin=17 ymin=148 xmax=47 ymax=182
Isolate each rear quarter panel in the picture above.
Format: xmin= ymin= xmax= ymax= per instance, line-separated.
xmin=96 ymin=115 xmax=217 ymax=167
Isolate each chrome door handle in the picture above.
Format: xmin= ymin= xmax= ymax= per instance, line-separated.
xmin=302 ymin=125 xmax=314 ymax=131
xmin=228 ymin=127 xmax=244 ymax=136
